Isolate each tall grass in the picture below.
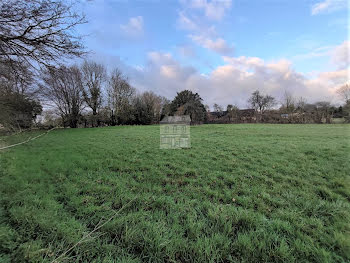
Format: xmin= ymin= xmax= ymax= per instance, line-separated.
xmin=0 ymin=124 xmax=349 ymax=262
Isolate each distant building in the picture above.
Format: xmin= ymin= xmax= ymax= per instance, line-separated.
xmin=160 ymin=115 xmax=191 ymax=149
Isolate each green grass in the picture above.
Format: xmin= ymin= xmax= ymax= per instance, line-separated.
xmin=0 ymin=124 xmax=349 ymax=263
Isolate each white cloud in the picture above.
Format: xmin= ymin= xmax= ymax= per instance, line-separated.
xmin=148 ymin=52 xmax=174 ymax=65
xmin=86 ymin=49 xmax=348 ymax=107
xmin=160 ymin=65 xmax=179 ymax=78
xmin=120 ymin=16 xmax=144 ymax=37
xmin=292 ymin=46 xmax=334 ymax=61
xmin=128 ymin=52 xmax=198 ymax=98
xmin=311 ymin=0 xmax=348 ymax=15
xmin=331 ymin=40 xmax=350 ymax=69
xmin=222 ymin=56 xmax=264 ymax=69
xmin=190 ymin=34 xmax=234 ymax=55
xmin=177 ymin=12 xmax=198 ymax=31
xmin=182 ymin=0 xmax=232 ymax=20
xmin=305 ymin=69 xmax=348 ymax=100
xmin=126 ymin=51 xmax=347 ymax=108
xmin=177 ymin=44 xmax=197 ymax=58
xmin=212 ymin=56 xmax=306 ymax=102
xmin=317 ymin=69 xmax=348 ymax=83
xmin=209 ymin=57 xmax=347 ymax=106
xmin=177 ymin=1 xmax=233 ymax=56
xmin=290 ymin=40 xmax=349 ymax=71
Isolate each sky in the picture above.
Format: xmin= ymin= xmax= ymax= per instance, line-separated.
xmin=76 ymin=0 xmax=349 ymax=108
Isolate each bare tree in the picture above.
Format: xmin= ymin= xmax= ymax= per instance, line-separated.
xmin=108 ymin=69 xmax=135 ymax=125
xmin=337 ymin=83 xmax=350 ymax=103
xmin=248 ymin=90 xmax=276 ymax=114
xmin=0 ymin=0 xmax=86 ymax=73
xmin=0 ymin=61 xmax=35 ymax=95
xmin=314 ymin=101 xmax=333 ymax=124
xmin=248 ymin=90 xmax=263 ymax=113
xmin=281 ymin=90 xmax=295 ymax=113
xmin=81 ymin=61 xmax=106 ymax=126
xmin=133 ymin=91 xmax=168 ymax=124
xmin=42 ymin=65 xmax=84 ymax=128
xmin=296 ymin=97 xmax=307 ymax=112
xmin=263 ymin=95 xmax=276 ymax=112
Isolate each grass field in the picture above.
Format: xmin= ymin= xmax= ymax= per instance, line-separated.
xmin=0 ymin=124 xmax=349 ymax=262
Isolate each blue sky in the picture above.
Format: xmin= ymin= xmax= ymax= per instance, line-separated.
xmin=76 ymin=0 xmax=349 ymax=107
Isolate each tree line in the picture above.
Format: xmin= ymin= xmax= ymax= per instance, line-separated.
xmin=42 ymin=62 xmax=171 ymax=128
xmin=208 ymin=87 xmax=350 ymax=124
xmin=2 ymin=59 xmax=210 ymax=129
xmin=2 ymin=58 xmax=349 ymax=130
